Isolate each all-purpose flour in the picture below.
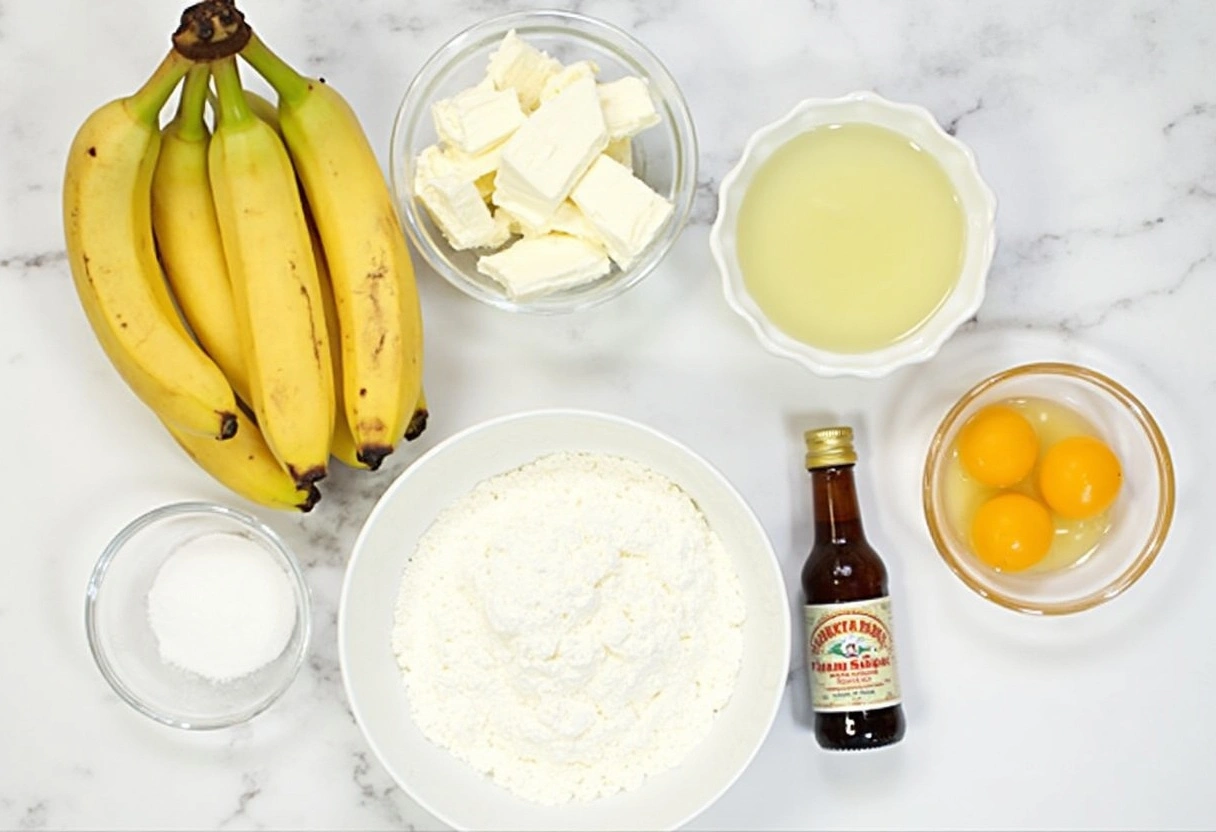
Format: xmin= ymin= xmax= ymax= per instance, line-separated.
xmin=391 ymin=452 xmax=746 ymax=805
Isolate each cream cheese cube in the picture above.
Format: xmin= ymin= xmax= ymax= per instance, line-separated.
xmin=477 ymin=234 xmax=611 ymax=299
xmin=413 ymin=144 xmax=451 ymax=193
xmin=598 ymin=77 xmax=661 ymax=140
xmin=431 ymin=84 xmax=525 ymax=155
xmin=486 ymin=30 xmax=562 ymax=112
xmin=498 ymin=201 xmax=605 ymax=250
xmin=604 ymin=137 xmax=633 ymax=171
xmin=497 ymin=205 xmax=542 ymax=237
xmin=488 ymin=209 xmax=514 ymax=246
xmin=413 ymin=144 xmax=502 ymax=195
xmin=445 ymin=144 xmax=503 ymax=182
xmin=570 ymin=154 xmax=673 ymax=269
xmin=492 ymin=77 xmax=608 ymax=229
xmin=474 ymin=172 xmax=496 ymax=201
xmin=547 ymin=201 xmax=605 ymax=249
xmin=539 ymin=60 xmax=600 ymax=103
xmin=418 ymin=175 xmax=508 ymax=251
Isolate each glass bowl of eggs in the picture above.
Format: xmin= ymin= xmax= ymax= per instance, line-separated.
xmin=922 ymin=362 xmax=1175 ymax=615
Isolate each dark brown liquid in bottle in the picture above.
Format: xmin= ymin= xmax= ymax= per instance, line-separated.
xmin=801 ymin=464 xmax=906 ymax=750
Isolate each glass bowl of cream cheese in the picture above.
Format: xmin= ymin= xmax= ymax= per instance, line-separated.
xmin=85 ymin=502 xmax=311 ymax=730
xmin=391 ymin=10 xmax=698 ymax=314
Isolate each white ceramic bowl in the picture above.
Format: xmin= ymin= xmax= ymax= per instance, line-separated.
xmin=710 ymin=91 xmax=998 ymax=378
xmin=339 ymin=410 xmax=790 ymax=831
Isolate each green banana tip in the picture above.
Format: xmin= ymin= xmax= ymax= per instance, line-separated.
xmin=211 ymin=56 xmax=254 ymax=125
xmin=174 ymin=64 xmax=211 ymax=134
xmin=127 ymin=49 xmax=192 ymax=124
xmin=173 ymin=0 xmax=250 ymax=61
xmin=238 ymin=31 xmax=311 ymax=106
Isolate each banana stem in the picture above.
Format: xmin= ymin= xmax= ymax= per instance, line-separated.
xmin=240 ymin=33 xmax=310 ymax=108
xmin=128 ymin=50 xmax=193 ymax=126
xmin=174 ymin=65 xmax=212 ymax=141
xmin=211 ymin=56 xmax=252 ymax=127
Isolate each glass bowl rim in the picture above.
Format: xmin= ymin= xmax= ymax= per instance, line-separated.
xmin=921 ymin=361 xmax=1176 ymax=615
xmin=84 ymin=500 xmax=312 ymax=730
xmin=388 ymin=7 xmax=699 ymax=315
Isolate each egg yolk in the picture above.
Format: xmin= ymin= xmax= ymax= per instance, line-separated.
xmin=970 ymin=492 xmax=1054 ymax=572
xmin=1039 ymin=436 xmax=1122 ymax=519
xmin=957 ymin=404 xmax=1038 ymax=488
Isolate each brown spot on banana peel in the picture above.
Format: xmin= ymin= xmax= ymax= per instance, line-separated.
xmin=356 ymin=444 xmax=392 ymax=472
xmin=287 ymin=463 xmax=327 ymax=488
xmin=219 ymin=411 xmax=238 ymax=440
xmin=363 ymin=264 xmax=387 ymax=326
xmin=173 ymin=0 xmax=250 ymax=61
xmin=291 ymin=265 xmax=324 ymax=366
xmin=404 ymin=407 xmax=428 ymax=442
xmin=298 ymin=483 xmax=321 ymax=513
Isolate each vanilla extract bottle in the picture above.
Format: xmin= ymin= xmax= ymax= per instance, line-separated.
xmin=801 ymin=427 xmax=906 ymax=751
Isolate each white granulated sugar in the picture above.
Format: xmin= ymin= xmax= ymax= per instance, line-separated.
xmin=147 ymin=532 xmax=295 ymax=682
xmin=392 ymin=452 xmax=746 ymax=805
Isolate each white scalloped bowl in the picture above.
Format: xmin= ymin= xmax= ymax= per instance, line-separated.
xmin=710 ymin=92 xmax=997 ymax=378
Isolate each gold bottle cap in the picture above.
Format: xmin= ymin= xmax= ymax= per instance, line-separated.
xmin=804 ymin=426 xmax=858 ymax=469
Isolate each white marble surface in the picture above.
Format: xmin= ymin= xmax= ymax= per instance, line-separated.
xmin=1 ymin=0 xmax=1213 ymax=829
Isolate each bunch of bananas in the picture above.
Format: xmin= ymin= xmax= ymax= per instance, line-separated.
xmin=62 ymin=0 xmax=425 ymax=511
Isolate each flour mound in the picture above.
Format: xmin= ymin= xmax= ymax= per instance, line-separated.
xmin=392 ymin=452 xmax=746 ymax=805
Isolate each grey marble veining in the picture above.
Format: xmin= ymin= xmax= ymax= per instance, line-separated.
xmin=1 ymin=0 xmax=1214 ymax=830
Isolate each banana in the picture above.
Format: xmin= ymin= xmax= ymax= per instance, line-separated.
xmin=242 ymin=34 xmax=423 ymax=471
xmin=243 ymin=87 xmax=425 ymax=471
xmin=314 ymin=220 xmax=427 ymax=470
xmin=164 ymin=73 xmax=314 ymax=511
xmin=332 ymin=395 xmax=429 ymax=468
xmin=208 ymin=57 xmax=333 ymax=487
xmin=284 ymin=105 xmax=425 ymax=470
xmin=310 ymin=217 xmax=360 ymax=469
xmin=151 ymin=64 xmax=251 ymax=405
xmin=166 ymin=411 xmax=319 ymax=512
xmin=63 ymin=50 xmax=238 ymax=440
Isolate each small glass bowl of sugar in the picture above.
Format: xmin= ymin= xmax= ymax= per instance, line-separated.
xmin=85 ymin=502 xmax=310 ymax=729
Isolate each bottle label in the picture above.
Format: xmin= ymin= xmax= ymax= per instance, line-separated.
xmin=805 ymin=597 xmax=902 ymax=713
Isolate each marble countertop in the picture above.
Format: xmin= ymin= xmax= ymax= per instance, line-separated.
xmin=2 ymin=0 xmax=1213 ymax=829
